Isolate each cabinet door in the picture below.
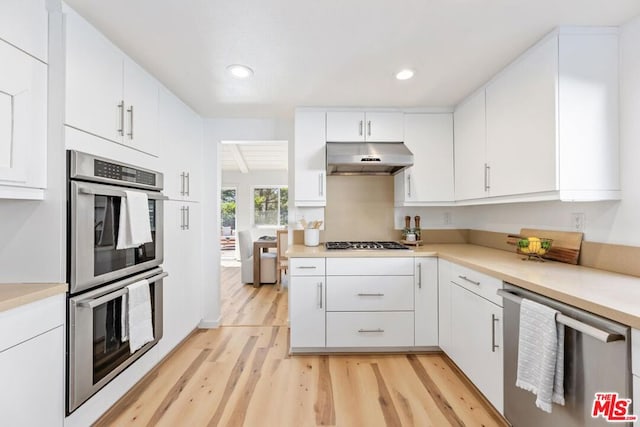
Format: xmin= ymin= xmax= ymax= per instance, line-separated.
xmin=158 ymin=88 xmax=188 ymax=200
xmin=294 ymin=111 xmax=326 ymax=206
xmin=123 ymin=57 xmax=159 ymax=156
xmin=415 ymin=258 xmax=438 ymax=346
xmin=486 ymin=35 xmax=557 ymax=197
xmin=290 ymin=276 xmax=325 ymax=348
xmin=454 ymin=90 xmax=487 ymax=200
xmin=451 ymin=284 xmax=503 ymax=412
xmin=326 ymin=111 xmax=365 ymax=142
xmin=365 ymin=112 xmax=404 ymax=142
xmin=0 ymin=0 xmax=48 ymax=62
xmin=0 ymin=326 xmax=64 ymax=426
xmin=397 ymin=114 xmax=454 ymax=203
xmin=65 ymin=6 xmax=123 ymax=144
xmin=437 ymin=259 xmax=452 ymax=353
xmin=0 ymin=39 xmax=47 ymax=191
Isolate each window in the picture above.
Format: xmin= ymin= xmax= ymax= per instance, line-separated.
xmin=253 ymin=186 xmax=288 ymax=227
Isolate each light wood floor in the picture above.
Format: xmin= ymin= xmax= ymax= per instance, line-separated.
xmin=95 ymin=266 xmax=507 ymax=427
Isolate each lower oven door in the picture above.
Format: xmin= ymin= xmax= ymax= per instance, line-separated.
xmin=67 ymin=268 xmax=166 ymax=414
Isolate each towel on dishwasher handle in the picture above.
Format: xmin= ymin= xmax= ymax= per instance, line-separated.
xmin=116 ymin=191 xmax=152 ymax=250
xmin=516 ymin=298 xmax=565 ymax=413
xmin=126 ymin=279 xmax=154 ymax=353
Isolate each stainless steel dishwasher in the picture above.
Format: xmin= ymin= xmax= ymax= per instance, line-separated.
xmin=499 ymin=284 xmax=631 ymax=427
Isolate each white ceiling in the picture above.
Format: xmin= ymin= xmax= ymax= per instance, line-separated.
xmin=221 ymin=141 xmax=288 ymax=172
xmin=65 ymin=0 xmax=640 ymax=118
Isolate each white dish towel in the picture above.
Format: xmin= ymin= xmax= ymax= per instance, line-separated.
xmin=516 ymin=298 xmax=565 ymax=413
xmin=116 ymin=190 xmax=152 ymax=250
xmin=126 ymin=279 xmax=154 ymax=353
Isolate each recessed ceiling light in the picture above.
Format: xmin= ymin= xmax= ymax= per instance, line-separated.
xmin=396 ymin=69 xmax=414 ymax=80
xmin=227 ymin=64 xmax=254 ymax=79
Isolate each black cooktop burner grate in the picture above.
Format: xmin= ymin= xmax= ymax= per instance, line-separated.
xmin=325 ymin=241 xmax=410 ymax=250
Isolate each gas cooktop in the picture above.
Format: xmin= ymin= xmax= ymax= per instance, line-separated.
xmin=325 ymin=241 xmax=410 ymax=250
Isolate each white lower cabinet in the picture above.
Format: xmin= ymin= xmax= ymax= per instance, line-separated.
xmin=0 ymin=294 xmax=65 ymax=426
xmin=158 ymin=201 xmax=202 ymax=358
xmin=325 ymin=276 xmax=413 ymax=311
xmin=326 ymin=312 xmax=414 ymax=347
xmin=449 ymin=273 xmax=503 ymax=413
xmin=289 ymin=271 xmax=326 ymax=349
xmin=437 ymin=259 xmax=453 ymax=353
xmin=415 ymin=257 xmax=439 ymax=346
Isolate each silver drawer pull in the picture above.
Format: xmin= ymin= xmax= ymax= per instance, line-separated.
xmin=458 ymin=275 xmax=481 ymax=286
xmin=358 ymin=328 xmax=384 ymax=333
xmin=297 ymin=266 xmax=317 ymax=269
xmin=491 ymin=314 xmax=499 ymax=352
xmin=357 ymin=293 xmax=384 ymax=297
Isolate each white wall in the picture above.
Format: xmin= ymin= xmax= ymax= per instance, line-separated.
xmin=202 ymin=117 xmax=293 ymax=324
xmin=222 ymin=169 xmax=288 ymax=243
xmin=397 ymin=16 xmax=640 ymax=247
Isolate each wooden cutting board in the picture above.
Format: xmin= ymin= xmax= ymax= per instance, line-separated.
xmin=519 ymin=228 xmax=584 ymax=264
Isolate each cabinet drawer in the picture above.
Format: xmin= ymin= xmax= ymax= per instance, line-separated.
xmin=326 ymin=257 xmax=414 ymax=276
xmin=290 ymin=258 xmax=326 ymax=276
xmin=450 ymin=263 xmax=503 ymax=306
xmin=326 ymin=312 xmax=414 ymax=347
xmin=633 ymin=329 xmax=640 ymax=376
xmin=326 ymin=276 xmax=413 ymax=311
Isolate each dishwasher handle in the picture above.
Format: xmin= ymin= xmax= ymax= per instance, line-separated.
xmin=497 ymin=289 xmax=626 ymax=344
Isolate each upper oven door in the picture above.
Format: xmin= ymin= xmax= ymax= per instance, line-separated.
xmin=69 ymin=180 xmax=166 ymax=294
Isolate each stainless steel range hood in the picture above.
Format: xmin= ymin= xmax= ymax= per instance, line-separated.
xmin=326 ymin=142 xmax=414 ymax=175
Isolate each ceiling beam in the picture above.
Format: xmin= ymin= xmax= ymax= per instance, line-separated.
xmin=229 ymin=144 xmax=249 ymax=174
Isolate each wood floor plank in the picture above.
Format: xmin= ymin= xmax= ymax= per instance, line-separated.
xmin=315 ymin=355 xmax=336 ymax=426
xmin=371 ymin=362 xmax=403 ymax=427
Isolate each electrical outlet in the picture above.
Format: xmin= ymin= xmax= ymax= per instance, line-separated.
xmin=571 ymin=213 xmax=585 ymax=231
xmin=443 ymin=212 xmax=452 ymax=225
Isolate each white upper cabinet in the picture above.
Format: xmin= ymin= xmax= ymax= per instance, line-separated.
xmin=0 ymin=18 xmax=47 ymax=199
xmin=485 ymin=35 xmax=558 ymax=197
xmin=326 ymin=111 xmax=403 ymax=142
xmin=454 ymin=28 xmax=620 ymax=203
xmin=454 ymin=90 xmax=487 ymax=201
xmin=294 ymin=110 xmax=326 ymax=206
xmin=395 ymin=113 xmax=454 ymax=205
xmin=64 ymin=5 xmax=159 ymax=156
xmin=158 ymin=87 xmax=202 ymax=201
xmin=0 ymin=0 xmax=48 ymax=62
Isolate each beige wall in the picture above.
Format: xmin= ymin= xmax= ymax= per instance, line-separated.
xmin=323 ymin=175 xmax=398 ymax=241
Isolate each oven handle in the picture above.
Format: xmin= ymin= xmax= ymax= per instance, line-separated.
xmin=497 ymin=289 xmax=625 ymax=343
xmin=78 ymin=272 xmax=168 ymax=309
xmin=78 ymin=187 xmax=168 ymax=200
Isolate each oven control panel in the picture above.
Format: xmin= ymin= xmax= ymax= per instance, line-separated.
xmin=94 ymin=160 xmax=156 ymax=186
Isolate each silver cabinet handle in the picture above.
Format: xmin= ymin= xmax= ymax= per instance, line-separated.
xmin=367 ymin=120 xmax=371 ymax=136
xmin=117 ymin=101 xmax=125 ymax=136
xmin=185 ymin=172 xmax=190 ymax=197
xmin=319 ymin=172 xmax=324 ymax=197
xmin=484 ymin=163 xmax=491 ymax=192
xmin=180 ymin=172 xmax=185 ymax=196
xmin=491 ymin=314 xmax=499 ymax=352
xmin=126 ymin=105 xmax=134 ymax=139
xmin=317 ymin=282 xmax=323 ymax=309
xmin=458 ymin=275 xmax=481 ymax=286
xmin=357 ymin=293 xmax=384 ymax=297
xmin=185 ymin=205 xmax=190 ymax=230
xmin=407 ymin=173 xmax=411 ymax=198
xmin=359 ymin=120 xmax=363 ymax=136
xmin=417 ymin=262 xmax=422 ymax=289
xmin=180 ymin=206 xmax=185 ymax=230
xmin=358 ymin=328 xmax=384 ymax=333
xmin=297 ymin=266 xmax=317 ymax=269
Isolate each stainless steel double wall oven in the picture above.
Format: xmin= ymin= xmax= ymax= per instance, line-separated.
xmin=66 ymin=150 xmax=167 ymax=414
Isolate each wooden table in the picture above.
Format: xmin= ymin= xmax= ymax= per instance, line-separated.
xmin=253 ymin=238 xmax=277 ymax=287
